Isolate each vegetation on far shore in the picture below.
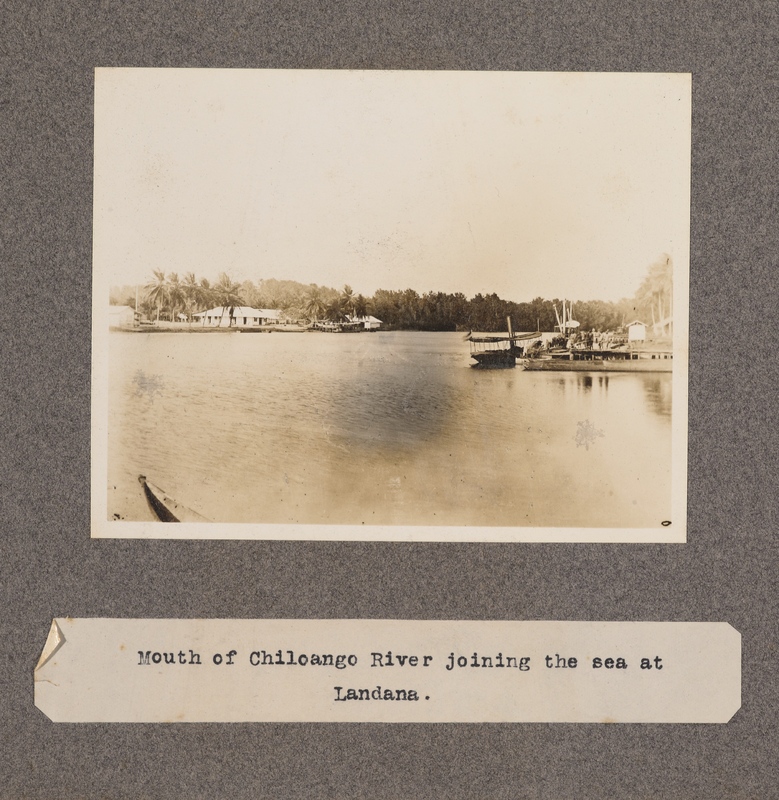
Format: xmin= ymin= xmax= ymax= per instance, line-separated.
xmin=110 ymin=256 xmax=673 ymax=333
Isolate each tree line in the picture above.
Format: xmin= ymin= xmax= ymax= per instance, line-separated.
xmin=110 ymin=256 xmax=672 ymax=333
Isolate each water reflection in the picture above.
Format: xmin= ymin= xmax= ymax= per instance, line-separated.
xmin=575 ymin=374 xmax=610 ymax=391
xmin=549 ymin=372 xmax=671 ymax=420
xmin=641 ymin=377 xmax=672 ymax=419
xmin=555 ymin=375 xmax=611 ymax=392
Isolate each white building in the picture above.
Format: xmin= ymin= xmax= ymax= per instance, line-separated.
xmin=348 ymin=315 xmax=383 ymax=330
xmin=193 ymin=307 xmax=281 ymax=327
xmin=108 ymin=305 xmax=136 ymax=328
xmin=626 ymin=320 xmax=648 ymax=342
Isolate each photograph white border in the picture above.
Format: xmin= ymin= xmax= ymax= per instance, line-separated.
xmin=91 ymin=68 xmax=689 ymax=542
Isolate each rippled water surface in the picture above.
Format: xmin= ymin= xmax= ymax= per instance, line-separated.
xmin=108 ymin=330 xmax=672 ymax=527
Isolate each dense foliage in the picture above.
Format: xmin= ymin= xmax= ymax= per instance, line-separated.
xmin=110 ymin=256 xmax=672 ymax=333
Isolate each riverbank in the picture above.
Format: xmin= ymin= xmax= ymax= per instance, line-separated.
xmin=110 ymin=322 xmax=306 ymax=333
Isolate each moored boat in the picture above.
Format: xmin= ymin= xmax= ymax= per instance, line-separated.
xmin=521 ymin=299 xmax=672 ymax=372
xmin=468 ymin=317 xmax=541 ymax=369
xmin=469 ymin=345 xmax=523 ymax=369
xmin=522 ymin=349 xmax=672 ymax=372
xmin=138 ymin=475 xmax=209 ymax=522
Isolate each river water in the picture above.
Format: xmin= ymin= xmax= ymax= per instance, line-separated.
xmin=107 ymin=330 xmax=672 ymax=528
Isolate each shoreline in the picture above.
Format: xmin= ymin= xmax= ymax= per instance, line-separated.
xmin=110 ymin=323 xmax=302 ymax=333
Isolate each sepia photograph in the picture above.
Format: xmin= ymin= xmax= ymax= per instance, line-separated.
xmin=91 ymin=68 xmax=690 ymax=541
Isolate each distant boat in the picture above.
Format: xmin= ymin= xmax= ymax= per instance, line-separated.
xmin=138 ymin=475 xmax=209 ymax=522
xmin=308 ymin=320 xmax=365 ymax=332
xmin=467 ymin=317 xmax=541 ymax=369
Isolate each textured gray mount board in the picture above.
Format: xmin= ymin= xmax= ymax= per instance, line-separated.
xmin=35 ymin=619 xmax=740 ymax=723
xmin=5 ymin=0 xmax=777 ymax=797
xmin=92 ymin=68 xmax=690 ymax=543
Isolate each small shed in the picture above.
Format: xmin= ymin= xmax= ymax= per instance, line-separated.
xmin=109 ymin=305 xmax=136 ymax=328
xmin=626 ymin=320 xmax=647 ymax=342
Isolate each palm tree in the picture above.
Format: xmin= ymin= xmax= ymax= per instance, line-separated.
xmin=194 ymin=278 xmax=215 ymax=326
xmin=340 ymin=284 xmax=355 ymax=318
xmin=182 ymin=272 xmax=200 ymax=325
xmin=144 ymin=269 xmax=169 ymax=324
xmin=213 ymin=272 xmax=244 ymax=327
xmin=353 ymin=293 xmax=370 ymax=319
xmin=635 ymin=255 xmax=673 ymax=336
xmin=304 ymin=287 xmax=327 ymax=321
xmin=167 ymin=272 xmax=185 ymax=323
xmin=324 ymin=296 xmax=344 ymax=322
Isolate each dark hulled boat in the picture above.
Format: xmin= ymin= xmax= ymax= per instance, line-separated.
xmin=468 ymin=317 xmax=541 ymax=369
xmin=138 ymin=475 xmax=209 ymax=523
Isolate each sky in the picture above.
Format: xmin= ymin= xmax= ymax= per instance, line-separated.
xmin=94 ymin=69 xmax=691 ymax=303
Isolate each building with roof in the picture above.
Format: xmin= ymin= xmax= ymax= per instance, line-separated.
xmin=109 ymin=305 xmax=138 ymax=329
xmin=347 ymin=314 xmax=383 ymax=330
xmin=626 ymin=320 xmax=648 ymax=342
xmin=193 ymin=307 xmax=281 ymax=327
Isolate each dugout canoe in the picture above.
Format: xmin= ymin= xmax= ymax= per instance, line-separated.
xmin=138 ymin=475 xmax=209 ymax=523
